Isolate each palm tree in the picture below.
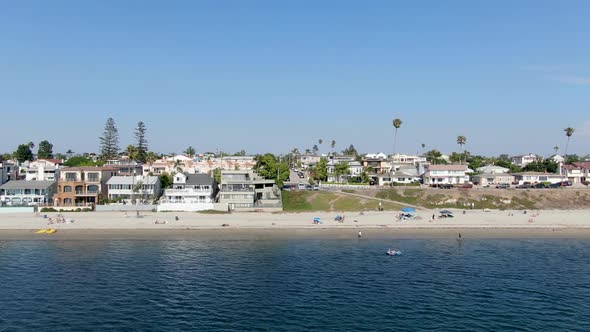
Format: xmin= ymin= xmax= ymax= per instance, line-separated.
xmin=457 ymin=136 xmax=467 ymax=164
xmin=318 ymin=139 xmax=323 ymax=155
xmin=174 ymin=159 xmax=185 ymax=173
xmin=331 ymin=140 xmax=336 ymax=156
xmin=421 ymin=143 xmax=426 ymax=156
xmin=392 ymin=118 xmax=402 ymax=157
xmin=66 ymin=149 xmax=74 ymax=159
xmin=564 ymin=127 xmax=575 ymax=162
xmin=554 ymin=146 xmax=559 ymax=155
xmin=312 ymin=145 xmax=319 ymax=156
xmin=184 ymin=146 xmax=196 ymax=158
xmin=305 ymin=148 xmax=311 ymax=155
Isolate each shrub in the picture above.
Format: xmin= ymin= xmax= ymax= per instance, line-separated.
xmin=40 ymin=207 xmax=57 ymax=212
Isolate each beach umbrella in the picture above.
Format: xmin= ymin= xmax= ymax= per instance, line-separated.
xmin=402 ymin=207 xmax=416 ymax=213
xmin=440 ymin=210 xmax=453 ymax=214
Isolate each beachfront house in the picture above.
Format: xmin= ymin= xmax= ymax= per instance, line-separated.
xmin=560 ymin=162 xmax=590 ymax=184
xmin=327 ymin=159 xmax=363 ymax=183
xmin=218 ymin=170 xmax=282 ymax=212
xmin=422 ymin=165 xmax=469 ymax=186
xmin=377 ymin=171 xmax=420 ymax=186
xmin=157 ymin=173 xmax=218 ymax=212
xmin=512 ymin=172 xmax=563 ymax=185
xmin=0 ymin=180 xmax=57 ymax=206
xmin=20 ymin=159 xmax=63 ymax=181
xmin=107 ymin=176 xmax=162 ymax=204
xmin=471 ymin=173 xmax=515 ymax=186
xmin=55 ymin=167 xmax=116 ymax=207
xmin=0 ymin=161 xmax=17 ymax=185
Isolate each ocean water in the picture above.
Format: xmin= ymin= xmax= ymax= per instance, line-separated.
xmin=1 ymin=236 xmax=589 ymax=331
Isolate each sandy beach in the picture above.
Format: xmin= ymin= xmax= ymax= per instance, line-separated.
xmin=1 ymin=209 xmax=590 ymax=239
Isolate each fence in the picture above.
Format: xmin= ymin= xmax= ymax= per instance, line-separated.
xmin=95 ymin=205 xmax=157 ymax=212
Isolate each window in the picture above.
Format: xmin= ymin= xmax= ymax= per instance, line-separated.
xmin=64 ymin=186 xmax=72 ymax=193
xmin=64 ymin=198 xmax=72 ymax=205
xmin=65 ymin=173 xmax=77 ymax=181
xmin=87 ymin=173 xmax=99 ymax=182
xmin=88 ymin=185 xmax=99 ymax=193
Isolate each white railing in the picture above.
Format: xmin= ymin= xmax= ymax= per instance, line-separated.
xmin=165 ymin=188 xmax=212 ymax=195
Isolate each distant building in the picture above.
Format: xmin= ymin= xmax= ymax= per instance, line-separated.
xmin=513 ymin=172 xmax=563 ymax=185
xmin=391 ymin=154 xmax=427 ymax=166
xmin=476 ymin=165 xmax=510 ymax=174
xmin=377 ymin=171 xmax=420 ymax=186
xmin=511 ymin=154 xmax=539 ymax=167
xmin=0 ymin=180 xmax=57 ymax=206
xmin=107 ymin=176 xmax=162 ymax=204
xmin=158 ymin=173 xmax=218 ymax=211
xmin=365 ymin=152 xmax=388 ymax=159
xmin=218 ymin=170 xmax=282 ymax=212
xmin=422 ymin=165 xmax=469 ymax=186
xmin=0 ymin=161 xmax=17 ymax=185
xmin=560 ymin=162 xmax=590 ymax=184
xmin=550 ymin=155 xmax=565 ymax=164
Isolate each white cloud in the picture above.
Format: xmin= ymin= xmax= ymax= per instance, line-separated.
xmin=555 ymin=75 xmax=590 ymax=85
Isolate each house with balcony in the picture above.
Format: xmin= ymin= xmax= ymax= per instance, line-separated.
xmin=377 ymin=171 xmax=420 ymax=186
xmin=55 ymin=167 xmax=116 ymax=207
xmin=21 ymin=159 xmax=63 ymax=181
xmin=475 ymin=165 xmax=510 ymax=174
xmin=218 ymin=170 xmax=282 ymax=212
xmin=327 ymin=159 xmax=363 ymax=183
xmin=422 ymin=165 xmax=470 ymax=186
xmin=107 ymin=176 xmax=162 ymax=204
xmin=1 ymin=160 xmax=17 ymax=185
xmin=560 ymin=162 xmax=590 ymax=184
xmin=0 ymin=180 xmax=57 ymax=206
xmin=157 ymin=173 xmax=218 ymax=211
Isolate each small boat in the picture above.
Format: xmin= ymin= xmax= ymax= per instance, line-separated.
xmin=45 ymin=228 xmax=57 ymax=234
xmin=35 ymin=229 xmax=47 ymax=234
xmin=386 ymin=249 xmax=402 ymax=256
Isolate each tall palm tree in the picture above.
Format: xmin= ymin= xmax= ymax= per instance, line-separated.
xmin=392 ymin=118 xmax=402 ymax=157
xmin=312 ymin=145 xmax=319 ymax=156
xmin=553 ymin=146 xmax=559 ymax=155
xmin=564 ymin=127 xmax=575 ymax=162
xmin=318 ymin=139 xmax=323 ymax=155
xmin=421 ymin=143 xmax=426 ymax=156
xmin=305 ymin=148 xmax=311 ymax=155
xmin=457 ymin=136 xmax=467 ymax=164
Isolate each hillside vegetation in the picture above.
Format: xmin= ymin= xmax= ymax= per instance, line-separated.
xmin=282 ymin=191 xmax=403 ymax=212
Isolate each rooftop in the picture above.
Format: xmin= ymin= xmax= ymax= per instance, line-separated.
xmin=427 ymin=165 xmax=468 ymax=171
xmin=107 ymin=176 xmax=160 ymax=185
xmin=0 ymin=180 xmax=56 ymax=190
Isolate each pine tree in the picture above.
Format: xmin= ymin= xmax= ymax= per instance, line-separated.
xmin=134 ymin=121 xmax=148 ymax=162
xmin=99 ymin=117 xmax=120 ymax=160
xmin=37 ymin=140 xmax=54 ymax=159
xmin=14 ymin=144 xmax=34 ymax=163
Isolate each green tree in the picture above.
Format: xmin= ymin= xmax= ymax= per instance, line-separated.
xmin=184 ymin=146 xmax=196 ymax=158
xmin=425 ymin=149 xmax=446 ymax=164
xmin=305 ymin=148 xmax=311 ymax=155
xmin=311 ymin=157 xmax=328 ymax=182
xmin=254 ymin=153 xmax=290 ymax=186
xmin=37 ymin=140 xmax=54 ymax=159
xmin=334 ymin=161 xmax=351 ymax=183
xmin=342 ymin=144 xmax=359 ymax=157
xmin=54 ymin=153 xmax=67 ymax=161
xmin=565 ymin=154 xmax=580 ymax=164
xmin=212 ymin=168 xmax=222 ymax=184
xmin=27 ymin=142 xmax=35 ymax=149
xmin=146 ymin=151 xmax=159 ymax=164
xmin=234 ymin=150 xmax=246 ymax=156
xmin=159 ymin=173 xmax=173 ymax=189
xmin=312 ymin=145 xmax=319 ymax=155
xmin=563 ymin=127 xmax=575 ymax=161
xmin=126 ymin=145 xmax=139 ymax=160
xmin=134 ymin=121 xmax=148 ymax=163
xmin=331 ymin=140 xmax=336 ymax=156
xmin=14 ymin=144 xmax=34 ymax=163
xmin=456 ymin=135 xmax=467 ymax=164
xmin=392 ymin=118 xmax=402 ymax=156
xmin=63 ymin=156 xmax=102 ymax=167
xmin=66 ymin=149 xmax=74 ymax=159
xmin=99 ymin=117 xmax=120 ymax=160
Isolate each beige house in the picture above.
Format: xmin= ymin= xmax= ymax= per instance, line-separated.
xmin=471 ymin=173 xmax=515 ymax=186
xmin=422 ymin=165 xmax=469 ymax=186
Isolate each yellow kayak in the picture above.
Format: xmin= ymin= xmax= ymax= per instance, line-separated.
xmin=35 ymin=228 xmax=57 ymax=234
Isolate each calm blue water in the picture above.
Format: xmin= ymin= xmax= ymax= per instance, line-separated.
xmin=1 ymin=236 xmax=589 ymax=331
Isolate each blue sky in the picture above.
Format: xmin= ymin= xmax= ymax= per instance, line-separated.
xmin=1 ymin=1 xmax=589 ymax=156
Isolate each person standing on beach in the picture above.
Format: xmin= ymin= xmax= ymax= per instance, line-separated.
xmin=358 ymin=231 xmax=362 ymax=238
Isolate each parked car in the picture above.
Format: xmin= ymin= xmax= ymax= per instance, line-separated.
xmin=460 ymin=184 xmax=473 ymax=189
xmin=533 ymin=183 xmax=548 ymax=189
xmin=305 ymin=185 xmax=313 ymax=191
xmin=298 ymin=184 xmax=306 ymax=190
xmin=561 ymin=181 xmax=573 ymax=187
xmin=441 ymin=184 xmax=455 ymax=189
xmin=516 ymin=184 xmax=533 ymax=189
xmin=549 ymin=183 xmax=562 ymax=188
xmin=496 ymin=183 xmax=510 ymax=189
xmin=282 ymin=185 xmax=292 ymax=191
xmin=313 ymin=185 xmax=320 ymax=191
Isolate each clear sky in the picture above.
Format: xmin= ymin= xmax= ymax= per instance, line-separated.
xmin=1 ymin=1 xmax=589 ymax=157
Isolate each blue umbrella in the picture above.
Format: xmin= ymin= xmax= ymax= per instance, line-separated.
xmin=402 ymin=207 xmax=416 ymax=213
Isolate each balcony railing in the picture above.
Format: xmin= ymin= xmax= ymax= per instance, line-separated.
xmin=165 ymin=188 xmax=212 ymax=194
xmin=75 ymin=190 xmax=99 ymax=196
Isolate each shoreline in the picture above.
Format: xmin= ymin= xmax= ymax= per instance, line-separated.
xmin=1 ymin=209 xmax=590 ymax=239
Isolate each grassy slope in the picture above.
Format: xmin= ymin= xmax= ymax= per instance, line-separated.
xmin=282 ymin=191 xmax=403 ymax=212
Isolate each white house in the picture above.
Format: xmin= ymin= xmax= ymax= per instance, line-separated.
xmin=327 ymin=160 xmax=363 ymax=182
xmin=107 ymin=176 xmax=162 ymax=204
xmin=158 ymin=173 xmax=218 ymax=211
xmin=0 ymin=161 xmax=17 ymax=185
xmin=550 ymin=155 xmax=565 ymax=164
xmin=512 ymin=172 xmax=563 ymax=185
xmin=391 ymin=154 xmax=427 ymax=166
xmin=422 ymin=165 xmax=469 ymax=186
xmin=0 ymin=180 xmax=57 ymax=206
xmin=378 ymin=171 xmax=420 ymax=186
xmin=476 ymin=165 xmax=509 ymax=174
xmin=22 ymin=159 xmax=63 ymax=181
xmin=471 ymin=173 xmax=515 ymax=186
xmin=365 ymin=152 xmax=388 ymax=159
xmin=511 ymin=154 xmax=539 ymax=167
